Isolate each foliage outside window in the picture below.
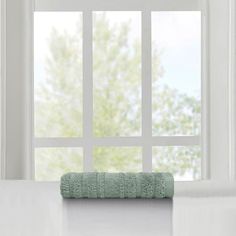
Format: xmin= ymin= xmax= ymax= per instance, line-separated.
xmin=34 ymin=12 xmax=201 ymax=181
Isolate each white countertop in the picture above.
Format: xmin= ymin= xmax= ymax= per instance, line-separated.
xmin=0 ymin=181 xmax=235 ymax=236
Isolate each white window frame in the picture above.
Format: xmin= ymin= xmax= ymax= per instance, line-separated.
xmin=33 ymin=0 xmax=205 ymax=177
xmin=0 ymin=0 xmax=6 ymax=179
xmin=0 ymin=0 xmax=235 ymax=191
xmin=229 ymin=0 xmax=236 ymax=180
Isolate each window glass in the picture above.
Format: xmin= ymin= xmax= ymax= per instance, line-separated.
xmin=152 ymin=146 xmax=201 ymax=180
xmin=34 ymin=11 xmax=202 ymax=181
xmin=152 ymin=12 xmax=201 ymax=136
xmin=34 ymin=12 xmax=83 ymax=137
xmin=93 ymin=11 xmax=142 ymax=137
xmin=94 ymin=147 xmax=142 ymax=172
xmin=35 ymin=148 xmax=83 ymax=181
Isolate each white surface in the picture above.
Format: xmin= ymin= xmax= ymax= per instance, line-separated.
xmin=174 ymin=197 xmax=236 ymax=236
xmin=0 ymin=182 xmax=62 ymax=236
xmin=175 ymin=180 xmax=236 ymax=197
xmin=1 ymin=181 xmax=236 ymax=236
xmin=208 ymin=0 xmax=231 ymax=180
xmin=0 ymin=181 xmax=172 ymax=236
xmin=63 ymin=199 xmax=172 ymax=236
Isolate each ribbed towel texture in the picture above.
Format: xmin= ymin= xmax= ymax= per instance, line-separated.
xmin=61 ymin=172 xmax=174 ymax=199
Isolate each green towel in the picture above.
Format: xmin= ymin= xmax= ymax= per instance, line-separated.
xmin=61 ymin=172 xmax=174 ymax=199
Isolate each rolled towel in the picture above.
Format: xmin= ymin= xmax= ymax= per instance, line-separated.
xmin=61 ymin=172 xmax=174 ymax=199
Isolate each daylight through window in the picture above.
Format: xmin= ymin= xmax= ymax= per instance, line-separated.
xmin=34 ymin=11 xmax=201 ymax=181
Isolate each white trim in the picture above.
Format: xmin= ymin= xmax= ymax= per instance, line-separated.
xmin=83 ymin=11 xmax=93 ymax=171
xmin=201 ymin=0 xmax=210 ymax=180
xmin=35 ymin=0 xmax=202 ymax=11
xmin=23 ymin=0 xmax=34 ymax=180
xmin=0 ymin=0 xmax=6 ymax=179
xmin=142 ymin=11 xmax=152 ymax=172
xmin=35 ymin=138 xmax=85 ymax=147
xmin=229 ymin=0 xmax=236 ymax=180
xmin=34 ymin=136 xmax=200 ymax=148
xmin=208 ymin=0 xmax=230 ymax=180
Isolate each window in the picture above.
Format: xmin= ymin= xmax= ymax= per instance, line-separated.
xmin=2 ymin=0 xmax=233 ymax=187
xmin=34 ymin=7 xmax=202 ymax=181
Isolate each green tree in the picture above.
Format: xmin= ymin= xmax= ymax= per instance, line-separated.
xmin=35 ymin=13 xmax=201 ymax=181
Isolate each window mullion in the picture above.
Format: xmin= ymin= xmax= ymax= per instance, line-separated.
xmin=83 ymin=11 xmax=93 ymax=171
xmin=201 ymin=5 xmax=210 ymax=179
xmin=34 ymin=136 xmax=200 ymax=148
xmin=142 ymin=11 xmax=152 ymax=172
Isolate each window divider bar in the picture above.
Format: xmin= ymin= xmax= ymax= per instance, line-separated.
xmin=152 ymin=136 xmax=200 ymax=146
xmin=83 ymin=11 xmax=93 ymax=171
xmin=34 ymin=136 xmax=200 ymax=147
xmin=142 ymin=11 xmax=152 ymax=172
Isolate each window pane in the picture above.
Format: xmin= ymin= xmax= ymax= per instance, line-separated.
xmin=35 ymin=148 xmax=83 ymax=181
xmin=94 ymin=147 xmax=142 ymax=172
xmin=93 ymin=12 xmax=141 ymax=137
xmin=152 ymin=146 xmax=201 ymax=181
xmin=152 ymin=12 xmax=201 ymax=136
xmin=34 ymin=12 xmax=83 ymax=137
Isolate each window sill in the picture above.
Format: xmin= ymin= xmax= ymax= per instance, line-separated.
xmin=1 ymin=180 xmax=236 ymax=197
xmin=175 ymin=180 xmax=236 ymax=197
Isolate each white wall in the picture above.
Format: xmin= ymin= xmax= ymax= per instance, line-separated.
xmin=4 ymin=0 xmax=33 ymax=179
